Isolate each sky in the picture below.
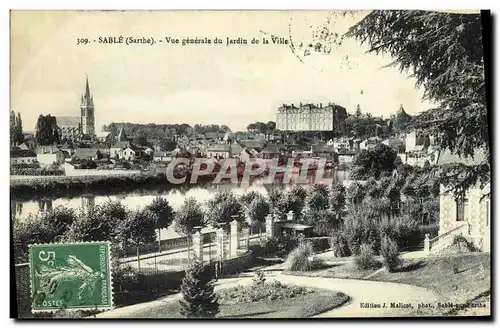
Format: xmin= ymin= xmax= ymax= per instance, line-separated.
xmin=11 ymin=10 xmax=438 ymax=132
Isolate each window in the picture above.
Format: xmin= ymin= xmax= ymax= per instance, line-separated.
xmin=456 ymin=198 xmax=468 ymax=221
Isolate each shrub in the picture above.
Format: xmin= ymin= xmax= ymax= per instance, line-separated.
xmin=260 ymin=235 xmax=299 ymax=258
xmin=452 ymin=235 xmax=478 ymax=252
xmin=354 ymin=244 xmax=380 ymax=270
xmin=284 ymin=242 xmax=317 ymax=272
xmin=380 ymin=236 xmax=401 ymax=272
xmin=330 ymin=233 xmax=351 ymax=257
xmin=252 ymin=270 xmax=266 ymax=285
xmin=180 ymin=261 xmax=219 ymax=318
xmin=305 ymin=237 xmax=331 ymax=253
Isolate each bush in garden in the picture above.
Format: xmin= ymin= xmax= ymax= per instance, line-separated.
xmin=180 ymin=261 xmax=219 ymax=318
xmin=260 ymin=235 xmax=299 ymax=258
xmin=380 ymin=236 xmax=401 ymax=272
xmin=330 ymin=233 xmax=352 ymax=257
xmin=354 ymin=244 xmax=380 ymax=270
xmin=284 ymin=242 xmax=317 ymax=272
xmin=252 ymin=269 xmax=266 ymax=285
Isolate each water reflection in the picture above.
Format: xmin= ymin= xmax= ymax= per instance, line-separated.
xmin=11 ymin=168 xmax=350 ymax=232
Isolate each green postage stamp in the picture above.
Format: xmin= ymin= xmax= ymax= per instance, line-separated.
xmin=29 ymin=242 xmax=113 ymax=313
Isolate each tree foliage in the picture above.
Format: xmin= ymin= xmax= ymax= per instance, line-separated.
xmin=36 ymin=114 xmax=60 ymax=146
xmin=115 ymin=208 xmax=157 ymax=247
xmin=179 ymin=261 xmax=219 ymax=318
xmin=244 ymin=194 xmax=270 ymax=231
xmin=351 ymin=143 xmax=398 ymax=179
xmin=146 ymin=197 xmax=175 ymax=231
xmin=10 ymin=111 xmax=24 ymax=147
xmin=346 ymin=10 xmax=489 ymax=197
xmin=173 ymin=197 xmax=205 ymax=235
xmin=65 ymin=201 xmax=128 ymax=242
xmin=205 ymin=190 xmax=243 ymax=228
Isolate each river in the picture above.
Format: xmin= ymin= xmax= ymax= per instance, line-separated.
xmin=11 ymin=168 xmax=350 ymax=240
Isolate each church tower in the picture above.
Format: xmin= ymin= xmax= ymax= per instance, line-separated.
xmin=80 ymin=76 xmax=95 ymax=137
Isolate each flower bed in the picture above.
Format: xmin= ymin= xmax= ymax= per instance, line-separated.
xmin=218 ymin=280 xmax=313 ymax=304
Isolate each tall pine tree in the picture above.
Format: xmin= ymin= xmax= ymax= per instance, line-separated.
xmin=179 ymin=261 xmax=219 ymax=318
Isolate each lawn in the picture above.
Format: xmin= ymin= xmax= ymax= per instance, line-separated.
xmin=284 ymin=261 xmax=380 ymax=280
xmin=369 ymin=252 xmax=491 ymax=316
xmin=128 ymin=288 xmax=349 ymax=318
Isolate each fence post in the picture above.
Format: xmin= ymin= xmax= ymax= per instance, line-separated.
xmin=265 ymin=214 xmax=274 ymax=238
xmin=192 ymin=229 xmax=203 ymax=263
xmin=230 ymin=219 xmax=240 ymax=257
xmin=424 ymin=234 xmax=430 ymax=255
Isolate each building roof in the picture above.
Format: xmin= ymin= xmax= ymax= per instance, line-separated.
xmin=36 ymin=146 xmax=61 ymax=154
xmin=111 ymin=141 xmax=130 ymax=149
xmin=261 ymin=143 xmax=279 ymax=154
xmin=124 ymin=145 xmax=142 ymax=153
xmin=239 ymin=139 xmax=265 ymax=150
xmin=56 ymin=116 xmax=80 ymax=127
xmin=10 ymin=149 xmax=37 ymax=158
xmin=73 ymin=148 xmax=99 ymax=158
xmin=206 ymin=143 xmax=231 ymax=152
xmin=17 ymin=143 xmax=30 ymax=150
xmin=154 ymin=151 xmax=168 ymax=157
xmin=311 ymin=144 xmax=336 ymax=153
xmin=96 ymin=131 xmax=111 ymax=138
xmin=231 ymin=142 xmax=244 ymax=155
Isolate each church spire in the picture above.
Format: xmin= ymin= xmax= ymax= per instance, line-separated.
xmin=85 ymin=75 xmax=91 ymax=98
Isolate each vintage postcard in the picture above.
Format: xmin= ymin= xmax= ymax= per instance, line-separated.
xmin=10 ymin=10 xmax=491 ymax=319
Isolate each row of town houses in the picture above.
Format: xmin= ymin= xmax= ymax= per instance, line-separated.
xmin=11 ymin=129 xmax=444 ymax=170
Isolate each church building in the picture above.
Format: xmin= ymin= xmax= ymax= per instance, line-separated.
xmin=80 ymin=76 xmax=96 ymax=138
xmin=57 ymin=76 xmax=96 ymax=141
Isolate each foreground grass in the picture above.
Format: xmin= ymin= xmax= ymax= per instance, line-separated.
xmin=370 ymin=252 xmax=490 ymax=316
xmin=130 ymin=289 xmax=349 ymax=318
xmin=284 ymin=261 xmax=380 ymax=280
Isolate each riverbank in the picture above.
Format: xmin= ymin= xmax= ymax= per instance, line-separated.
xmin=9 ymin=173 xmax=236 ymax=201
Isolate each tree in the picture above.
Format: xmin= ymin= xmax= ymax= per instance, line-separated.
xmin=351 ymin=144 xmax=398 ymax=179
xmin=302 ymin=184 xmax=331 ymax=227
xmin=10 ymin=111 xmax=15 ymax=147
xmin=15 ymin=112 xmax=24 ymax=144
xmin=10 ymin=111 xmax=24 ymax=147
xmin=266 ymin=121 xmax=276 ymax=131
xmin=160 ymin=138 xmax=177 ymax=151
xmin=64 ymin=202 xmax=128 ymax=243
xmin=355 ymin=104 xmax=362 ymax=117
xmin=115 ymin=208 xmax=157 ymax=254
xmin=146 ymin=197 xmax=174 ymax=249
xmin=244 ymin=194 xmax=270 ymax=233
xmin=179 ymin=260 xmax=219 ymax=318
xmin=173 ymin=198 xmax=205 ymax=236
xmin=346 ymin=11 xmax=489 ymax=198
xmin=206 ymin=190 xmax=243 ymax=228
xmin=329 ymin=183 xmax=346 ymax=219
xmin=304 ymin=184 xmax=330 ymax=213
xmin=133 ymin=130 xmax=149 ymax=146
xmin=239 ymin=191 xmax=261 ymax=206
xmin=36 ymin=114 xmax=60 ymax=145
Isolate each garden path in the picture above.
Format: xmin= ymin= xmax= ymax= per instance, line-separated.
xmin=96 ymin=270 xmax=438 ymax=318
